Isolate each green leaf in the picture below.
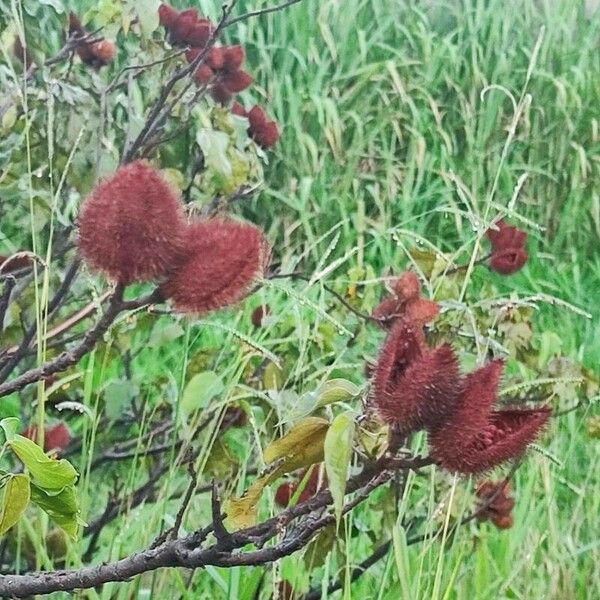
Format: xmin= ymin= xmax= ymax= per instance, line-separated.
xmin=0 ymin=417 xmax=20 ymax=443
xmin=0 ymin=474 xmax=30 ymax=536
xmin=103 ymin=379 xmax=140 ymax=421
xmin=30 ymin=484 xmax=80 ymax=538
xmin=264 ymin=417 xmax=329 ymax=467
xmin=316 ymin=379 xmax=361 ymax=408
xmin=134 ymin=0 xmax=160 ymax=36
xmin=196 ymin=129 xmax=232 ymax=177
xmin=181 ymin=371 xmax=224 ymax=416
xmin=324 ymin=412 xmax=355 ymax=525
xmin=148 ymin=321 xmax=184 ymax=348
xmin=226 ymin=418 xmax=329 ymax=530
xmin=39 ymin=0 xmax=64 ymax=13
xmin=8 ymin=436 xmax=77 ymax=492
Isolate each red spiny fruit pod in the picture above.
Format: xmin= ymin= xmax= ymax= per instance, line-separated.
xmin=490 ymin=248 xmax=528 ymax=275
xmin=161 ymin=218 xmax=270 ymax=315
xmin=223 ymin=45 xmax=245 ymax=71
xmin=231 ymin=101 xmax=248 ymax=117
xmin=170 ymin=8 xmax=199 ymax=44
xmin=188 ymin=19 xmax=213 ymax=47
xmin=194 ymin=64 xmax=215 ymax=86
xmin=207 ymin=47 xmax=225 ymax=70
xmin=378 ymin=344 xmax=462 ymax=433
xmin=78 ymin=160 xmax=187 ymax=284
xmin=429 ymin=381 xmax=551 ymax=475
xmin=486 ymin=220 xmax=528 ymax=275
xmin=251 ymin=120 xmax=280 ymax=149
xmin=393 ymin=271 xmax=421 ymax=300
xmin=404 ymin=297 xmax=440 ymax=325
xmin=491 ymin=513 xmax=514 ymax=529
xmin=90 ymin=40 xmax=116 ymax=66
xmin=23 ymin=422 xmax=72 ymax=454
xmin=158 ymin=3 xmax=179 ymax=28
xmin=220 ymin=69 xmax=253 ymax=93
xmin=211 ymin=83 xmax=233 ymax=105
xmin=372 ymin=296 xmax=402 ymax=328
xmin=248 ymin=105 xmax=268 ymax=129
xmin=486 ymin=220 xmax=527 ymax=250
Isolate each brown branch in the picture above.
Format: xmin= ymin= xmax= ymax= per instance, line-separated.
xmin=224 ymin=0 xmax=304 ymax=27
xmin=0 ymin=284 xmax=124 ymax=398
xmin=0 ymin=453 xmax=432 ymax=596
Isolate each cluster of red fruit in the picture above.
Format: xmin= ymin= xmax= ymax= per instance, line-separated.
xmin=68 ymin=13 xmax=116 ymax=68
xmin=158 ymin=3 xmax=279 ymax=149
xmin=372 ymin=271 xmax=440 ymax=328
xmin=476 ymin=480 xmax=515 ymax=529
xmin=371 ymin=271 xmax=550 ymax=474
xmin=78 ymin=161 xmax=270 ymax=314
xmin=487 ymin=219 xmax=528 ymax=275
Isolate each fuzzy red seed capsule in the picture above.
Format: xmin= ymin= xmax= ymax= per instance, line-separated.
xmin=78 ymin=160 xmax=186 ymax=284
xmin=231 ymin=101 xmax=247 ymax=117
xmin=207 ymin=47 xmax=225 ymax=70
xmin=211 ymin=83 xmax=233 ymax=105
xmin=194 ymin=64 xmax=215 ymax=86
xmin=393 ymin=271 xmax=421 ymax=300
xmin=221 ymin=69 xmax=253 ymax=93
xmin=252 ymin=121 xmax=280 ymax=149
xmin=23 ymin=422 xmax=72 ymax=454
xmin=188 ymin=19 xmax=213 ymax=47
xmin=248 ymin=105 xmax=268 ymax=129
xmin=223 ymin=45 xmax=245 ymax=71
xmin=161 ymin=218 xmax=270 ymax=315
xmin=158 ymin=3 xmax=179 ymax=28
xmin=491 ymin=513 xmax=513 ymax=529
xmin=90 ymin=40 xmax=116 ymax=65
xmin=170 ymin=9 xmax=200 ymax=44
xmin=490 ymin=248 xmax=528 ymax=275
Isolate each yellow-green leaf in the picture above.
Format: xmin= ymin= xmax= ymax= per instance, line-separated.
xmin=324 ymin=412 xmax=355 ymax=525
xmin=8 ymin=436 xmax=77 ymax=491
xmin=30 ymin=484 xmax=80 ymax=539
xmin=226 ymin=417 xmax=330 ymax=530
xmin=264 ymin=417 xmax=329 ymax=467
xmin=316 ymin=379 xmax=361 ymax=408
xmin=181 ymin=371 xmax=224 ymax=416
xmin=0 ymin=474 xmax=30 ymax=536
